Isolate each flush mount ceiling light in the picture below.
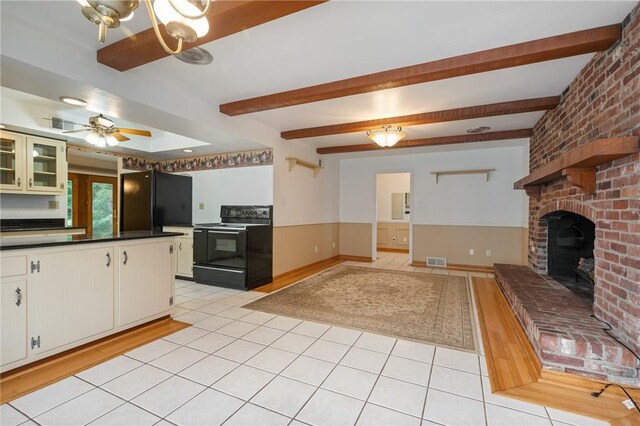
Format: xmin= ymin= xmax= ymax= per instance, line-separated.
xmin=77 ymin=0 xmax=210 ymax=55
xmin=466 ymin=126 xmax=491 ymax=134
xmin=367 ymin=125 xmax=406 ymax=148
xmin=59 ymin=96 xmax=87 ymax=106
xmin=183 ymin=149 xmax=194 ymax=153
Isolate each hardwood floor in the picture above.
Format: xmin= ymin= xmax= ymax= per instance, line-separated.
xmin=0 ymin=318 xmax=189 ymax=404
xmin=473 ymin=277 xmax=640 ymax=425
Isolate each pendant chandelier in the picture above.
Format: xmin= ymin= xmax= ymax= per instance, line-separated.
xmin=77 ymin=0 xmax=211 ymax=55
xmin=367 ymin=125 xmax=406 ymax=148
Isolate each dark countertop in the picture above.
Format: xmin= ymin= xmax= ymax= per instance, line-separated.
xmin=0 ymin=231 xmax=184 ymax=251
xmin=1 ymin=226 xmax=86 ymax=233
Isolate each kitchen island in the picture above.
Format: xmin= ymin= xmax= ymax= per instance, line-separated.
xmin=0 ymin=231 xmax=182 ymax=372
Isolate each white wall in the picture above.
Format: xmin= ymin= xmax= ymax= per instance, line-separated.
xmin=376 ymin=173 xmax=410 ymax=221
xmin=188 ymin=166 xmax=273 ymax=223
xmin=272 ymin=142 xmax=340 ymax=227
xmin=340 ymin=142 xmax=529 ymax=227
xmin=0 ymin=194 xmax=66 ymax=220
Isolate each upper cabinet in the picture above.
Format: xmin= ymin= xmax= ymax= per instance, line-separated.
xmin=0 ymin=130 xmax=67 ymax=196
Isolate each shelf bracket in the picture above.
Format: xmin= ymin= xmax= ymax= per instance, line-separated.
xmin=524 ymin=186 xmax=542 ymax=201
xmin=562 ymin=167 xmax=596 ymax=193
xmin=285 ymin=157 xmax=322 ymax=178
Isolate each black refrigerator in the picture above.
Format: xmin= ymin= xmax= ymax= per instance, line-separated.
xmin=120 ymin=171 xmax=192 ymax=231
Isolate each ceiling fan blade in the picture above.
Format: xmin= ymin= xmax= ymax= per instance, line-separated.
xmin=117 ymin=128 xmax=152 ymax=137
xmin=112 ymin=132 xmax=130 ymax=142
xmin=62 ymin=129 xmax=90 ymax=134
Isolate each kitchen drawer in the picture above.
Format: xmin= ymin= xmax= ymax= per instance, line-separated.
xmin=1 ymin=255 xmax=27 ymax=278
xmin=193 ymin=265 xmax=246 ymax=290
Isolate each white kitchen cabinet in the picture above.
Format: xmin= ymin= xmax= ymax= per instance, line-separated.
xmin=118 ymin=240 xmax=173 ymax=327
xmin=0 ymin=130 xmax=67 ymax=195
xmin=164 ymin=226 xmax=193 ymax=278
xmin=1 ymin=276 xmax=28 ymax=366
xmin=0 ymin=236 xmax=175 ymax=372
xmin=30 ymin=246 xmax=115 ymax=355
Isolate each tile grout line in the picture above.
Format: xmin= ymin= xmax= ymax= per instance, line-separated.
xmin=353 ymin=339 xmax=397 ymax=425
xmin=419 ymin=345 xmax=438 ymax=425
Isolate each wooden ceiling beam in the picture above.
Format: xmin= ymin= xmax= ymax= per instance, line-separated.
xmin=220 ymin=25 xmax=620 ymax=116
xmin=97 ymin=1 xmax=326 ymax=71
xmin=316 ymin=129 xmax=533 ymax=154
xmin=282 ymin=97 xmax=559 ymax=140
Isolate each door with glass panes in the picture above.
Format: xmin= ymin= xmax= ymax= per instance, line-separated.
xmin=67 ymin=173 xmax=118 ymax=235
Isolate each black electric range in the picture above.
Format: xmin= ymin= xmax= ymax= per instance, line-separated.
xmin=193 ymin=205 xmax=273 ymax=290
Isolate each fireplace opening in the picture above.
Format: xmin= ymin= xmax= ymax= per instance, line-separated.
xmin=544 ymin=211 xmax=596 ymax=302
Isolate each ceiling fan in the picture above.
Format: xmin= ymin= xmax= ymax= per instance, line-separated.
xmin=60 ymin=114 xmax=152 ymax=147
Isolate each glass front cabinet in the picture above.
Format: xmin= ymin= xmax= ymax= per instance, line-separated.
xmin=0 ymin=130 xmax=67 ymax=195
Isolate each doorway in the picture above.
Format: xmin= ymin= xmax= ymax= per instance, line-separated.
xmin=67 ymin=173 xmax=118 ymax=235
xmin=373 ymin=172 xmax=413 ymax=262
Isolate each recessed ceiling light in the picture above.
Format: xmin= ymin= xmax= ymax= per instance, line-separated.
xmin=183 ymin=149 xmax=194 ymax=153
xmin=59 ymin=96 xmax=87 ymax=106
xmin=466 ymin=126 xmax=491 ymax=134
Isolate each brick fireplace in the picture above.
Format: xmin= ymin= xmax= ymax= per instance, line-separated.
xmin=508 ymin=4 xmax=640 ymax=385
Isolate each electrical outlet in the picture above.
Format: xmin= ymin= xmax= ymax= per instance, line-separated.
xmin=48 ymin=200 xmax=59 ymax=209
xmin=402 ymin=237 xmax=407 ymax=242
xmin=486 ymin=249 xmax=491 ymax=256
xmin=314 ymin=245 xmax=318 ymax=253
xmin=332 ymin=242 xmax=336 ymax=249
xmin=469 ymin=249 xmax=475 ymax=255
xmin=199 ymin=203 xmax=205 ymax=210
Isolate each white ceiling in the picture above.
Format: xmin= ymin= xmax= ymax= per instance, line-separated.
xmin=0 ymin=1 xmax=636 ymax=156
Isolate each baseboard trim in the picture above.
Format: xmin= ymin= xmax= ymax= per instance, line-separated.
xmin=411 ymin=261 xmax=494 ymax=273
xmin=473 ymin=277 xmax=640 ymax=424
xmin=257 ymin=256 xmax=344 ymax=293
xmin=272 ymin=256 xmax=342 ymax=282
xmin=0 ymin=317 xmax=189 ymax=404
xmin=339 ymin=255 xmax=373 ymax=262
xmin=377 ymin=248 xmax=410 ymax=253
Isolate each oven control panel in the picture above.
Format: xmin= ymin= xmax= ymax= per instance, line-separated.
xmin=221 ymin=206 xmax=272 ymax=220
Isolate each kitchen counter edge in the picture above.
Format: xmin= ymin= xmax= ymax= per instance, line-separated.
xmin=0 ymin=231 xmax=184 ymax=251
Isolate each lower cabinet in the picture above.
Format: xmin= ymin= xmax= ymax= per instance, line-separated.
xmin=30 ymin=246 xmax=115 ymax=356
xmin=118 ymin=240 xmax=173 ymax=327
xmin=164 ymin=227 xmax=193 ymax=279
xmin=0 ymin=237 xmax=175 ymax=372
xmin=0 ymin=277 xmax=27 ymax=366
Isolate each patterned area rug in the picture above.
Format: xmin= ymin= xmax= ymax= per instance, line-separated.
xmin=244 ymin=265 xmax=477 ymax=352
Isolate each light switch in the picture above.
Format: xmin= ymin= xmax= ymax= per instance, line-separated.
xmin=469 ymin=249 xmax=474 ymax=255
xmin=199 ymin=203 xmax=205 ymax=210
xmin=49 ymin=200 xmax=59 ymax=209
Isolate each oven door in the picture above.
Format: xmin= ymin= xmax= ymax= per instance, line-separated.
xmin=207 ymin=229 xmax=247 ymax=269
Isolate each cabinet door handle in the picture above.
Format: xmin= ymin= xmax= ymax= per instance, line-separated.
xmin=28 ymin=178 xmax=33 ymax=187
xmin=123 ymin=250 xmax=128 ymax=265
xmin=15 ymin=287 xmax=22 ymax=306
xmin=17 ymin=177 xmax=21 ymax=188
xmin=106 ymin=252 xmax=111 ymax=267
xmin=179 ymin=242 xmax=182 ymax=250
xmin=60 ymin=182 xmax=64 ymax=189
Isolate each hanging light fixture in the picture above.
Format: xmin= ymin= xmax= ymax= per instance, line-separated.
xmin=367 ymin=125 xmax=406 ymax=148
xmin=78 ymin=0 xmax=210 ymax=55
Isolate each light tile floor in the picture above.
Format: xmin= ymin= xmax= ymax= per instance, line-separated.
xmin=2 ymin=256 xmax=608 ymax=426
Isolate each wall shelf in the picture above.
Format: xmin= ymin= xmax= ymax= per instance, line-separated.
xmin=514 ymin=137 xmax=639 ymax=200
xmin=285 ymin=157 xmax=322 ymax=177
xmin=431 ymin=168 xmax=495 ymax=183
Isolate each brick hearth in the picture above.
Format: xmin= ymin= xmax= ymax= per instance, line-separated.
xmin=495 ymin=264 xmax=638 ymax=385
xmin=521 ymin=0 xmax=640 ymax=383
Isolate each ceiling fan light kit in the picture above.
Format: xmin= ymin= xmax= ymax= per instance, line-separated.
xmin=79 ymin=0 xmax=210 ymax=55
xmin=367 ymin=125 xmax=406 ymax=148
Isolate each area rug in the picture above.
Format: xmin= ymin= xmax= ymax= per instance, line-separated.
xmin=244 ymin=265 xmax=477 ymax=352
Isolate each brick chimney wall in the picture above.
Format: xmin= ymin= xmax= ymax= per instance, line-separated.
xmin=527 ymin=3 xmax=640 ymax=356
